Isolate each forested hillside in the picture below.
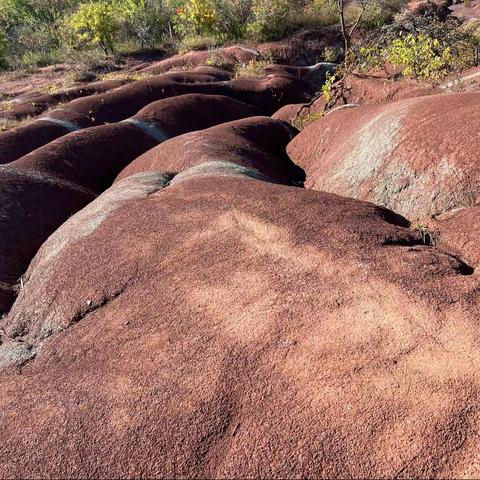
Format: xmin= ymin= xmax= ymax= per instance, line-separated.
xmin=0 ymin=0 xmax=404 ymax=69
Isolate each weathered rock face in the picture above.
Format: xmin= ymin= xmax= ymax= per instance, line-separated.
xmin=0 ymin=168 xmax=95 ymax=312
xmin=271 ymin=73 xmax=437 ymax=128
xmin=272 ymin=96 xmax=326 ymax=125
xmin=0 ymin=73 xmax=312 ymax=163
xmin=287 ymin=92 xmax=480 ymax=220
xmin=0 ymin=94 xmax=261 ymax=313
xmin=433 ymin=205 xmax=480 ymax=267
xmin=3 ymin=79 xmax=130 ymax=121
xmin=1 ymin=166 xmax=479 ymax=478
xmin=328 ymin=73 xmax=438 ymax=107
xmin=265 ymin=62 xmax=337 ymax=88
xmin=132 ymin=30 xmax=339 ymax=76
xmin=2 ymin=48 xmax=480 ymax=479
xmin=116 ymin=116 xmax=303 ymax=186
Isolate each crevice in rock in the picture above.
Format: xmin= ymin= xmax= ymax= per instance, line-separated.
xmin=382 ymin=235 xmax=427 ymax=247
xmin=0 ymin=280 xmax=132 ymax=372
xmin=382 ymin=237 xmax=475 ymax=276
xmin=70 ymin=282 xmax=130 ymax=326
xmin=444 ymin=253 xmax=475 ymax=276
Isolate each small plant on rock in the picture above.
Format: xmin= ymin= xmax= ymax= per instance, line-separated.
xmin=292 ymin=111 xmax=323 ymax=130
xmin=235 ymin=52 xmax=273 ymax=78
xmin=322 ymin=71 xmax=336 ymax=102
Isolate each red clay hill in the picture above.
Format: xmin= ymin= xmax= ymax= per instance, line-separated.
xmin=1 ymin=30 xmax=480 ymax=479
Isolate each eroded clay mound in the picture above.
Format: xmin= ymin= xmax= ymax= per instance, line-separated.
xmin=272 ymin=96 xmax=326 ymax=125
xmin=450 ymin=0 xmax=480 ymax=20
xmin=406 ymin=0 xmax=451 ymax=18
xmin=272 ymin=73 xmax=438 ymax=126
xmin=0 ymin=72 xmax=312 ymax=163
xmin=1 ymin=167 xmax=479 ymax=478
xmin=0 ymin=94 xmax=260 ymax=313
xmin=134 ymin=46 xmax=258 ymax=75
xmin=0 ymin=167 xmax=94 ymax=312
xmin=133 ymin=31 xmax=336 ymax=76
xmin=14 ymin=94 xmax=261 ymax=193
xmin=265 ymin=62 xmax=336 ymax=88
xmin=328 ymin=73 xmax=439 ymax=107
xmin=287 ymin=92 xmax=480 ymax=220
xmin=3 ymin=79 xmax=130 ymax=121
xmin=116 ymin=116 xmax=303 ymax=186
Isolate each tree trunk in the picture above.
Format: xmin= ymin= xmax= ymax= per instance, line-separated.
xmin=338 ymin=0 xmax=350 ymax=53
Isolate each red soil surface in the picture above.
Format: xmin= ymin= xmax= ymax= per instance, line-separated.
xmin=433 ymin=205 xmax=480 ymax=267
xmin=116 ymin=116 xmax=302 ymax=186
xmin=287 ymin=92 xmax=480 ymax=220
xmin=2 ymin=35 xmax=480 ymax=479
xmin=0 ymin=71 xmax=312 ymax=163
xmin=1 ymin=170 xmax=479 ymax=478
xmin=0 ymin=93 xmax=262 ymax=312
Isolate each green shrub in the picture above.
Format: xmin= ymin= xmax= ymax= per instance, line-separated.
xmin=292 ymin=111 xmax=323 ymax=129
xmin=357 ymin=43 xmax=388 ymax=72
xmin=323 ymin=46 xmax=338 ymax=62
xmin=389 ymin=33 xmax=452 ymax=79
xmin=246 ymin=0 xmax=291 ymax=41
xmin=179 ymin=34 xmax=219 ymax=52
xmin=235 ymin=56 xmax=271 ymax=77
xmin=174 ymin=0 xmax=219 ymax=37
xmin=70 ymin=2 xmax=119 ymax=55
xmin=357 ymin=13 xmax=480 ymax=75
xmin=115 ymin=0 xmax=168 ymax=49
xmin=322 ymin=71 xmax=336 ymax=102
xmin=0 ymin=30 xmax=7 ymax=68
xmin=359 ymin=0 xmax=405 ymax=29
xmin=310 ymin=0 xmax=339 ymax=26
xmin=212 ymin=0 xmax=252 ymax=40
xmin=205 ymin=50 xmax=235 ymax=70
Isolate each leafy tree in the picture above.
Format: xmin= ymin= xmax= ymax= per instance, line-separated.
xmin=115 ymin=0 xmax=167 ymax=49
xmin=0 ymin=29 xmax=7 ymax=66
xmin=213 ymin=0 xmax=252 ymax=40
xmin=246 ymin=0 xmax=291 ymax=40
xmin=174 ymin=0 xmax=219 ymax=37
xmin=70 ymin=2 xmax=119 ymax=55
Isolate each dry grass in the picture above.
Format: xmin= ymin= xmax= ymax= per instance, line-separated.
xmin=292 ymin=111 xmax=323 ymax=130
xmin=179 ymin=36 xmax=220 ymax=54
xmin=0 ymin=116 xmax=31 ymax=132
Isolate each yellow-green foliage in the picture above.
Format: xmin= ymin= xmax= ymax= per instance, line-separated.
xmin=114 ymin=0 xmax=167 ymax=49
xmin=70 ymin=2 xmax=119 ymax=55
xmin=292 ymin=111 xmax=323 ymax=129
xmin=358 ymin=44 xmax=388 ymax=73
xmin=179 ymin=34 xmax=219 ymax=52
xmin=205 ymin=50 xmax=234 ymax=70
xmin=451 ymin=21 xmax=480 ymax=70
xmin=0 ymin=30 xmax=6 ymax=66
xmin=323 ymin=46 xmax=338 ymax=62
xmin=322 ymin=71 xmax=336 ymax=102
xmin=246 ymin=0 xmax=290 ymax=40
xmin=174 ymin=0 xmax=219 ymax=37
xmin=311 ymin=0 xmax=338 ymax=25
xmin=235 ymin=57 xmax=270 ymax=77
xmin=389 ymin=34 xmax=453 ymax=79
